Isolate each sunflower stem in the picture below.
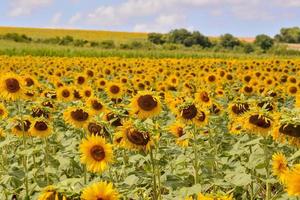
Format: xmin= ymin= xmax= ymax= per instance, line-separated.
xmin=262 ymin=138 xmax=271 ymax=200
xmin=43 ymin=137 xmax=50 ymax=185
xmin=192 ymin=125 xmax=199 ymax=184
xmin=17 ymin=100 xmax=29 ymax=198
xmin=150 ymin=147 xmax=158 ymax=200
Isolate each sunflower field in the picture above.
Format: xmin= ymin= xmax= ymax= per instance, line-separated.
xmin=0 ymin=55 xmax=299 ymax=200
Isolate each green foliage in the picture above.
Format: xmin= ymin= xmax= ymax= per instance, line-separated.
xmin=2 ymin=33 xmax=32 ymax=43
xmin=148 ymin=33 xmax=166 ymax=44
xmin=243 ymin=43 xmax=255 ymax=54
xmin=275 ymin=27 xmax=300 ymax=43
xmin=99 ymin=40 xmax=115 ymax=49
xmin=219 ymin=34 xmax=241 ymax=49
xmin=254 ymin=34 xmax=274 ymax=51
xmin=59 ymin=35 xmax=74 ymax=45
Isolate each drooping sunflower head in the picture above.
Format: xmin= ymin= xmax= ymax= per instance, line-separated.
xmin=11 ymin=117 xmax=32 ymax=137
xmin=88 ymin=97 xmax=106 ymax=115
xmin=86 ymin=121 xmax=110 ymax=139
xmin=0 ymin=73 xmax=24 ymax=100
xmin=38 ymin=185 xmax=66 ymax=200
xmin=63 ymin=106 xmax=90 ymax=128
xmin=130 ymin=91 xmax=161 ymax=119
xmin=79 ymin=134 xmax=113 ymax=173
xmin=119 ymin=120 xmax=154 ymax=152
xmin=81 ymin=181 xmax=119 ymax=200
xmin=169 ymin=121 xmax=189 ymax=147
xmin=272 ymin=109 xmax=300 ymax=147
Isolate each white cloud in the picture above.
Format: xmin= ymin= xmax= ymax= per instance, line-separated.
xmin=69 ymin=13 xmax=82 ymax=24
xmin=133 ymin=14 xmax=186 ymax=32
xmin=87 ymin=6 xmax=120 ymax=26
xmin=8 ymin=0 xmax=53 ymax=17
xmin=50 ymin=12 xmax=62 ymax=25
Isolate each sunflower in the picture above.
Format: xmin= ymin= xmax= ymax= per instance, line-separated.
xmin=272 ymin=152 xmax=288 ymax=183
xmin=57 ymin=85 xmax=73 ymax=101
xmin=88 ymin=97 xmax=106 ymax=115
xmin=30 ymin=119 xmax=52 ymax=137
xmin=106 ymin=82 xmax=124 ymax=99
xmin=242 ymin=107 xmax=273 ymax=136
xmin=130 ymin=91 xmax=161 ymax=119
xmin=0 ymin=73 xmax=24 ymax=100
xmin=11 ymin=117 xmax=32 ymax=137
xmin=272 ymin=109 xmax=300 ymax=147
xmin=178 ymin=102 xmax=208 ymax=127
xmin=86 ymin=121 xmax=109 ymax=139
xmin=169 ymin=121 xmax=189 ymax=147
xmin=63 ymin=106 xmax=90 ymax=128
xmin=195 ymin=90 xmax=212 ymax=108
xmin=118 ymin=120 xmax=154 ymax=152
xmin=38 ymin=185 xmax=66 ymax=200
xmin=79 ymin=134 xmax=113 ymax=173
xmin=0 ymin=103 xmax=8 ymax=119
xmin=285 ymin=167 xmax=300 ymax=196
xmin=82 ymin=85 xmax=94 ymax=100
xmin=81 ymin=181 xmax=119 ymax=200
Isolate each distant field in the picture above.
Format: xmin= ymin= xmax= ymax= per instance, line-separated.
xmin=0 ymin=26 xmax=148 ymax=42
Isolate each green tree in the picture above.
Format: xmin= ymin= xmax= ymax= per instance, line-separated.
xmin=275 ymin=27 xmax=300 ymax=43
xmin=254 ymin=34 xmax=274 ymax=51
xmin=219 ymin=34 xmax=241 ymax=49
xmin=148 ymin=33 xmax=165 ymax=44
xmin=168 ymin=29 xmax=191 ymax=44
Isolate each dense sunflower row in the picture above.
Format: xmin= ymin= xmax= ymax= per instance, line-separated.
xmin=0 ymin=56 xmax=299 ymax=200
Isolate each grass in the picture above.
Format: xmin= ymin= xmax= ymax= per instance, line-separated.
xmin=1 ymin=40 xmax=300 ymax=59
xmin=0 ymin=26 xmax=148 ymax=43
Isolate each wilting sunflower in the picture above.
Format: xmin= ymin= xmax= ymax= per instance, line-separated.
xmin=0 ymin=103 xmax=8 ymax=119
xmin=81 ymin=181 xmax=118 ymax=200
xmin=63 ymin=106 xmax=90 ymax=128
xmin=0 ymin=73 xmax=24 ymax=100
xmin=38 ymin=185 xmax=66 ymax=200
xmin=118 ymin=120 xmax=154 ymax=152
xmin=242 ymin=107 xmax=273 ymax=136
xmin=169 ymin=121 xmax=189 ymax=147
xmin=79 ymin=134 xmax=113 ymax=173
xmin=130 ymin=91 xmax=161 ymax=119
xmin=106 ymin=82 xmax=124 ymax=99
xmin=272 ymin=152 xmax=288 ymax=183
xmin=272 ymin=109 xmax=300 ymax=147
xmin=178 ymin=102 xmax=208 ymax=127
xmin=88 ymin=97 xmax=106 ymax=115
xmin=30 ymin=119 xmax=52 ymax=137
xmin=57 ymin=85 xmax=73 ymax=101
xmin=86 ymin=121 xmax=109 ymax=139
xmin=11 ymin=117 xmax=32 ymax=137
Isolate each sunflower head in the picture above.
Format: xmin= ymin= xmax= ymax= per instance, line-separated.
xmin=63 ymin=106 xmax=90 ymax=128
xmin=0 ymin=73 xmax=24 ymax=100
xmin=79 ymin=135 xmax=113 ymax=173
xmin=81 ymin=181 xmax=118 ymax=200
xmin=272 ymin=152 xmax=288 ymax=183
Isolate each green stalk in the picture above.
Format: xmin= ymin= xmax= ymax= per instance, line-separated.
xmin=43 ymin=138 xmax=50 ymax=185
xmin=149 ymin=147 xmax=158 ymax=200
xmin=17 ymin=100 xmax=29 ymax=198
xmin=262 ymin=138 xmax=271 ymax=200
xmin=192 ymin=128 xmax=199 ymax=184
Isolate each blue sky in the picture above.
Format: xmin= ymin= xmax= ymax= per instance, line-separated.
xmin=0 ymin=0 xmax=300 ymax=36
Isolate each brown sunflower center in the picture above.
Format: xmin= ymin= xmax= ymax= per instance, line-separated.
xmin=85 ymin=90 xmax=91 ymax=97
xmin=16 ymin=120 xmax=31 ymax=132
xmin=244 ymin=86 xmax=253 ymax=93
xmin=0 ymin=109 xmax=4 ymax=116
xmin=257 ymin=101 xmax=273 ymax=111
xmin=71 ymin=109 xmax=89 ymax=121
xmin=88 ymin=123 xmax=102 ymax=135
xmin=32 ymin=108 xmax=49 ymax=118
xmin=77 ymin=76 xmax=85 ymax=84
xmin=200 ymin=92 xmax=210 ymax=102
xmin=73 ymin=90 xmax=82 ymax=99
xmin=91 ymin=100 xmax=103 ymax=110
xmin=279 ymin=124 xmax=300 ymax=138
xmin=249 ymin=115 xmax=271 ymax=128
xmin=289 ymin=86 xmax=297 ymax=94
xmin=126 ymin=129 xmax=150 ymax=146
xmin=177 ymin=127 xmax=184 ymax=137
xmin=90 ymin=145 xmax=105 ymax=161
xmin=110 ymin=85 xmax=120 ymax=94
xmin=137 ymin=95 xmax=158 ymax=111
xmin=5 ymin=78 xmax=20 ymax=93
xmin=25 ymin=78 xmax=34 ymax=86
xmin=197 ymin=111 xmax=206 ymax=122
xmin=106 ymin=113 xmax=122 ymax=126
xmin=62 ymin=89 xmax=70 ymax=98
xmin=231 ymin=103 xmax=250 ymax=115
xmin=34 ymin=121 xmax=48 ymax=131
xmin=181 ymin=105 xmax=197 ymax=120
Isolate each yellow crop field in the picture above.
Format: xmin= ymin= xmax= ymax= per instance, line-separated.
xmin=0 ymin=55 xmax=299 ymax=199
xmin=0 ymin=26 xmax=148 ymax=42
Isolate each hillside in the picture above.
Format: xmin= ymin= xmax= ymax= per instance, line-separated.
xmin=0 ymin=26 xmax=147 ymax=43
